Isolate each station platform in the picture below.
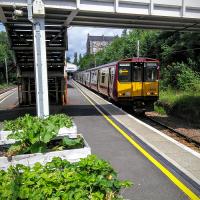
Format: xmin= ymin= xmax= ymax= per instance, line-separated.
xmin=0 ymin=81 xmax=199 ymax=199
xmin=61 ymin=80 xmax=200 ymax=200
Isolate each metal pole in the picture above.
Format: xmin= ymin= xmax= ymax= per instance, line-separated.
xmin=33 ymin=19 xmax=49 ymax=118
xmin=28 ymin=0 xmax=49 ymax=117
xmin=5 ymin=57 xmax=8 ymax=84
xmin=137 ymin=40 xmax=140 ymax=58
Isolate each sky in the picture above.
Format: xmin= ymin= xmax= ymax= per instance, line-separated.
xmin=0 ymin=23 xmax=123 ymax=61
xmin=67 ymin=26 xmax=123 ymax=61
xmin=0 ymin=23 xmax=5 ymax=31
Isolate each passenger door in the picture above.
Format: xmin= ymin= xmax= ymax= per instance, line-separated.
xmin=131 ymin=63 xmax=143 ymax=97
xmin=108 ymin=67 xmax=114 ymax=97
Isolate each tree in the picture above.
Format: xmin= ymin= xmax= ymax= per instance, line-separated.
xmin=122 ymin=29 xmax=127 ymax=36
xmin=73 ymin=52 xmax=78 ymax=65
xmin=79 ymin=54 xmax=95 ymax=70
xmin=0 ymin=32 xmax=12 ymax=63
xmin=66 ymin=57 xmax=71 ymax=63
xmin=0 ymin=31 xmax=14 ymax=83
xmin=79 ymin=29 xmax=200 ymax=75
xmin=78 ymin=53 xmax=82 ymax=63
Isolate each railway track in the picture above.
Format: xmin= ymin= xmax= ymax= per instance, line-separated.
xmin=137 ymin=114 xmax=200 ymax=153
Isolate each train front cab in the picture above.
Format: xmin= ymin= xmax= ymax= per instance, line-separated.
xmin=116 ymin=59 xmax=159 ymax=111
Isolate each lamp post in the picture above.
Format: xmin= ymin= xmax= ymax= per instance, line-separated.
xmin=137 ymin=40 xmax=140 ymax=58
xmin=93 ymin=52 xmax=96 ymax=67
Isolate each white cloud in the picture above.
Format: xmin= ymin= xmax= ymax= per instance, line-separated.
xmin=67 ymin=26 xmax=123 ymax=61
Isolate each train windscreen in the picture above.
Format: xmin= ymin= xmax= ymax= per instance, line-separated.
xmin=118 ymin=63 xmax=131 ymax=82
xmin=144 ymin=63 xmax=158 ymax=82
xmin=132 ymin=63 xmax=143 ymax=82
xmin=118 ymin=62 xmax=158 ymax=82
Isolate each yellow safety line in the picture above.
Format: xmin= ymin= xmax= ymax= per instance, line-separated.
xmin=73 ymin=81 xmax=200 ymax=200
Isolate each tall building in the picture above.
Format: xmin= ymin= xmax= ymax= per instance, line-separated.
xmin=86 ymin=34 xmax=116 ymax=54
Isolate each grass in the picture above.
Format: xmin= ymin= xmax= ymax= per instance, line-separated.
xmin=155 ymin=87 xmax=200 ymax=125
xmin=154 ymin=105 xmax=166 ymax=115
xmin=0 ymin=83 xmax=14 ymax=90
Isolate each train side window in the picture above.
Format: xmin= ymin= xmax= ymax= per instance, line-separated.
xmin=101 ymin=72 xmax=106 ymax=83
xmin=91 ymin=72 xmax=94 ymax=82
xmin=91 ymin=71 xmax=97 ymax=83
xmin=86 ymin=73 xmax=90 ymax=82
xmin=110 ymin=72 xmax=114 ymax=84
xmin=110 ymin=67 xmax=115 ymax=84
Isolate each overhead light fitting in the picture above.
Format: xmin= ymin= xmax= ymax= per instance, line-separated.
xmin=14 ymin=9 xmax=23 ymax=17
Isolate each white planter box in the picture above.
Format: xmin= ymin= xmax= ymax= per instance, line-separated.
xmin=0 ymin=134 xmax=91 ymax=170
xmin=0 ymin=122 xmax=78 ymax=145
xmin=57 ymin=122 xmax=78 ymax=138
xmin=0 ymin=131 xmax=14 ymax=145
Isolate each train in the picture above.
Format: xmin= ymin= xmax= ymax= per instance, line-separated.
xmin=75 ymin=57 xmax=159 ymax=112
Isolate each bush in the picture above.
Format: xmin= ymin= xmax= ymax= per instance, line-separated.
xmin=0 ymin=83 xmax=14 ymax=89
xmin=155 ymin=89 xmax=200 ymax=125
xmin=154 ymin=105 xmax=166 ymax=115
xmin=171 ymin=95 xmax=200 ymax=125
xmin=160 ymin=62 xmax=200 ymax=91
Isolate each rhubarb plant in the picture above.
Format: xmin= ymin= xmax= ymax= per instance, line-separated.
xmin=3 ymin=114 xmax=73 ymax=132
xmin=2 ymin=114 xmax=80 ymax=156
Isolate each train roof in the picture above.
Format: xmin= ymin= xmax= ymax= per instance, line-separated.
xmin=78 ymin=57 xmax=159 ymax=72
xmin=120 ymin=57 xmax=159 ymax=63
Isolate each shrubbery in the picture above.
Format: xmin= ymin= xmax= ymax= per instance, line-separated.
xmin=160 ymin=62 xmax=200 ymax=92
xmin=157 ymin=62 xmax=200 ymax=123
xmin=79 ymin=30 xmax=200 ymax=73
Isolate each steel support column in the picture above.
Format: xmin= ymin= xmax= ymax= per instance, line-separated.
xmin=33 ymin=18 xmax=49 ymax=117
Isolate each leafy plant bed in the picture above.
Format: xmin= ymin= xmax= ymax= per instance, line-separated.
xmin=1 ymin=135 xmax=85 ymax=155
xmin=0 ymin=155 xmax=132 ymax=199
xmin=0 ymin=123 xmax=77 ymax=145
xmin=0 ymin=114 xmax=77 ymax=146
xmin=0 ymin=134 xmax=91 ymax=170
xmin=3 ymin=114 xmax=74 ymax=132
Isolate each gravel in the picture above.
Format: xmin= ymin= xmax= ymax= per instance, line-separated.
xmin=145 ymin=111 xmax=200 ymax=153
